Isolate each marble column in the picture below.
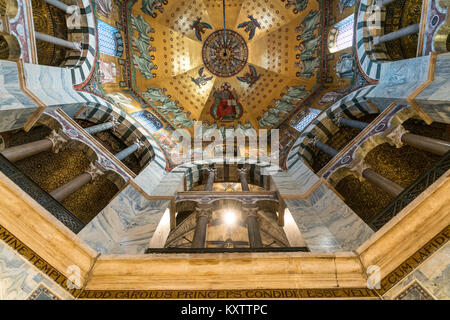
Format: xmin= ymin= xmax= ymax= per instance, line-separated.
xmin=114 ymin=139 xmax=144 ymax=161
xmin=244 ymin=206 xmax=263 ymax=248
xmin=191 ymin=205 xmax=211 ymax=249
xmin=310 ymin=137 xmax=339 ymax=157
xmin=84 ymin=121 xmax=115 ymax=135
xmin=35 ymin=31 xmax=81 ymax=51
xmin=0 ymin=130 xmax=67 ymax=163
xmin=204 ymin=168 xmax=216 ymax=191
xmin=373 ymin=24 xmax=420 ymax=45
xmin=337 ymin=117 xmax=369 ymax=131
xmin=44 ymin=0 xmax=78 ymax=14
xmin=387 ymin=125 xmax=450 ymax=156
xmin=238 ymin=168 xmax=250 ymax=191
xmin=50 ymin=162 xmax=104 ymax=202
xmin=352 ymin=160 xmax=404 ymax=197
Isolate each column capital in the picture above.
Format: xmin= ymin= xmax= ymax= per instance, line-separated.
xmin=85 ymin=161 xmax=105 ymax=180
xmin=386 ymin=125 xmax=409 ymax=148
xmin=195 ymin=204 xmax=212 ymax=219
xmin=349 ymin=158 xmax=371 ymax=180
xmin=237 ymin=167 xmax=248 ymax=174
xmin=134 ymin=138 xmax=146 ymax=151
xmin=332 ymin=112 xmax=344 ymax=127
xmin=206 ymin=167 xmax=217 ymax=177
xmin=46 ymin=130 xmax=68 ymax=153
xmin=307 ymin=136 xmax=319 ymax=146
xmin=110 ymin=115 xmax=120 ymax=131
xmin=242 ymin=205 xmax=259 ymax=217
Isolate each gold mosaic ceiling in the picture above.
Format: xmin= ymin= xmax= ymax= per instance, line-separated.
xmin=130 ymin=0 xmax=321 ymax=129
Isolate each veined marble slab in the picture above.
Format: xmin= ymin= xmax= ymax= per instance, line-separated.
xmin=0 ymin=241 xmax=72 ymax=300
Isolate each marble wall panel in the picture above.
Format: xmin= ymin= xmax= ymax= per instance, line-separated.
xmin=383 ymin=242 xmax=450 ymax=300
xmin=0 ymin=242 xmax=72 ymax=300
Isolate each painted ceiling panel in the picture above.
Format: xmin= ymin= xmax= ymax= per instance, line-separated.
xmin=129 ymin=0 xmax=322 ymax=131
xmin=156 ymin=0 xmax=213 ymax=42
xmin=235 ymin=0 xmax=299 ymax=42
xmin=203 ymin=0 xmax=245 ymax=30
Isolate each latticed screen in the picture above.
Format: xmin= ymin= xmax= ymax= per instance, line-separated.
xmin=291 ymin=108 xmax=321 ymax=132
xmin=97 ymin=20 xmax=123 ymax=57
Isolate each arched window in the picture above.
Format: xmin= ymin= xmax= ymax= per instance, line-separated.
xmin=97 ymin=20 xmax=124 ymax=57
xmin=290 ymin=108 xmax=321 ymax=133
xmin=328 ymin=14 xmax=354 ymax=53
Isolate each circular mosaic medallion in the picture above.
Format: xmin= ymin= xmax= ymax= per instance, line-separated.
xmin=202 ymin=29 xmax=248 ymax=78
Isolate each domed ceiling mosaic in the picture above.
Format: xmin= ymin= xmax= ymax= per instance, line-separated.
xmin=125 ymin=0 xmax=323 ymax=132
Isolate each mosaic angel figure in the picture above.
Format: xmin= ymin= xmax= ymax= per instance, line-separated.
xmin=295 ymin=57 xmax=320 ymax=78
xmin=191 ymin=67 xmax=213 ymax=88
xmin=272 ymin=99 xmax=296 ymax=115
xmin=133 ymin=37 xmax=155 ymax=62
xmin=141 ymin=0 xmax=166 ymax=18
xmin=131 ymin=15 xmax=154 ymax=40
xmin=295 ymin=10 xmax=319 ymax=34
xmin=172 ymin=111 xmax=194 ymax=128
xmin=158 ymin=100 xmax=180 ymax=115
xmin=237 ymin=15 xmax=261 ymax=40
xmin=190 ymin=18 xmax=213 ymax=41
xmin=296 ymin=37 xmax=320 ymax=61
xmin=283 ymin=0 xmax=309 ymax=14
xmin=134 ymin=55 xmax=157 ymax=80
xmin=237 ymin=65 xmax=261 ymax=87
xmin=258 ymin=108 xmax=282 ymax=127
xmin=281 ymin=85 xmax=308 ymax=102
xmin=143 ymin=87 xmax=170 ymax=104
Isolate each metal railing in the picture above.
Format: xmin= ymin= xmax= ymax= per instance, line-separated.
xmin=369 ymin=149 xmax=450 ymax=231
xmin=145 ymin=247 xmax=309 ymax=254
xmin=0 ymin=153 xmax=85 ymax=234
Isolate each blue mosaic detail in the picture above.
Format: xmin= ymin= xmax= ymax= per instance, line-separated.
xmin=132 ymin=110 xmax=164 ymax=133
xmin=97 ymin=20 xmax=124 ymax=57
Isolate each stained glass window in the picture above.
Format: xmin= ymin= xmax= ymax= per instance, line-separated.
xmin=291 ymin=108 xmax=321 ymax=133
xmin=97 ymin=20 xmax=124 ymax=57
xmin=328 ymin=15 xmax=354 ymax=53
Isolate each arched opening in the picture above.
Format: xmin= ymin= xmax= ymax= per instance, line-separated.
xmin=309 ymin=113 xmax=380 ymax=173
xmin=31 ymin=0 xmax=69 ymax=66
xmin=76 ymin=119 xmax=141 ymax=174
xmin=0 ymin=123 xmax=121 ymax=227
xmin=334 ymin=119 xmax=450 ymax=223
xmin=328 ymin=14 xmax=355 ymax=53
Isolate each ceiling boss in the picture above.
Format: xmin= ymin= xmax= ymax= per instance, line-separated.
xmin=201 ymin=0 xmax=249 ymax=78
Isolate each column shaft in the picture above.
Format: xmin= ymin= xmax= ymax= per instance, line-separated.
xmin=44 ymin=0 xmax=77 ymax=14
xmin=247 ymin=214 xmax=263 ymax=248
xmin=114 ymin=143 xmax=139 ymax=161
xmin=1 ymin=139 xmax=53 ymax=162
xmin=35 ymin=31 xmax=81 ymax=51
xmin=191 ymin=214 xmax=209 ymax=248
xmin=362 ymin=168 xmax=404 ymax=197
xmin=50 ymin=172 xmax=92 ymax=202
xmin=314 ymin=141 xmax=339 ymax=157
xmin=85 ymin=121 xmax=115 ymax=135
xmin=401 ymin=133 xmax=450 ymax=156
xmin=338 ymin=118 xmax=369 ymax=131
xmin=239 ymin=170 xmax=250 ymax=191
xmin=373 ymin=24 xmax=420 ymax=45
xmin=204 ymin=169 xmax=215 ymax=191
